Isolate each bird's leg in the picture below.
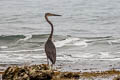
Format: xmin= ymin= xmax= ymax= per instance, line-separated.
xmin=47 ymin=58 xmax=49 ymax=65
xmin=51 ymin=64 xmax=56 ymax=70
xmin=47 ymin=58 xmax=51 ymax=70
xmin=50 ymin=64 xmax=53 ymax=70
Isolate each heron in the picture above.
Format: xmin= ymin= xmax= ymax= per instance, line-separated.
xmin=44 ymin=13 xmax=61 ymax=69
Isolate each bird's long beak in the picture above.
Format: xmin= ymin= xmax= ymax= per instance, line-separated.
xmin=53 ymin=14 xmax=62 ymax=16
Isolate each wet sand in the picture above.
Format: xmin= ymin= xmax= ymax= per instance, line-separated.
xmin=57 ymin=59 xmax=120 ymax=72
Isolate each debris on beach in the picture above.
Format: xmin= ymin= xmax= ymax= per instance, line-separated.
xmin=2 ymin=64 xmax=120 ymax=80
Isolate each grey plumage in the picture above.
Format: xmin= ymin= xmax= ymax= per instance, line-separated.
xmin=44 ymin=13 xmax=61 ymax=68
xmin=45 ymin=39 xmax=56 ymax=64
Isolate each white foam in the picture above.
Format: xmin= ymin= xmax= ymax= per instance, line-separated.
xmin=57 ymin=54 xmax=78 ymax=61
xmin=108 ymin=38 xmax=120 ymax=45
xmin=99 ymin=52 xmax=111 ymax=58
xmin=16 ymin=34 xmax=32 ymax=43
xmin=89 ymin=58 xmax=120 ymax=61
xmin=73 ymin=40 xmax=88 ymax=47
xmin=111 ymin=39 xmax=120 ymax=43
xmin=31 ymin=54 xmax=46 ymax=59
xmin=0 ymin=46 xmax=8 ymax=49
xmin=0 ymin=48 xmax=43 ymax=53
xmin=54 ymin=37 xmax=79 ymax=47
xmin=71 ymin=53 xmax=94 ymax=58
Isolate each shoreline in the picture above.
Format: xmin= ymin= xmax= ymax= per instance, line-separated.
xmin=2 ymin=64 xmax=120 ymax=80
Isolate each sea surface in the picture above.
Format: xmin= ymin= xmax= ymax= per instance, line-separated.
xmin=0 ymin=0 xmax=120 ymax=75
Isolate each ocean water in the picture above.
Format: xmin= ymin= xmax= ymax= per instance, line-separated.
xmin=0 ymin=0 xmax=120 ymax=73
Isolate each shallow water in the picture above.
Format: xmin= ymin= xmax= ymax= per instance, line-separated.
xmin=0 ymin=0 xmax=120 ymax=73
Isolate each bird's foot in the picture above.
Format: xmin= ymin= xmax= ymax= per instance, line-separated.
xmin=50 ymin=64 xmax=56 ymax=71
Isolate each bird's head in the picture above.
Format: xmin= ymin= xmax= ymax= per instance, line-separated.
xmin=45 ymin=13 xmax=61 ymax=16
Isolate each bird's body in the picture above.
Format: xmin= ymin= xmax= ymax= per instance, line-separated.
xmin=45 ymin=39 xmax=56 ymax=65
xmin=44 ymin=13 xmax=61 ymax=68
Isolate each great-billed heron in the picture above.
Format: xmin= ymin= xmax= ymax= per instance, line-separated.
xmin=44 ymin=13 xmax=61 ymax=68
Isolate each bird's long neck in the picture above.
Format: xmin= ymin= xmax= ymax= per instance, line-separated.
xmin=45 ymin=15 xmax=53 ymax=40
